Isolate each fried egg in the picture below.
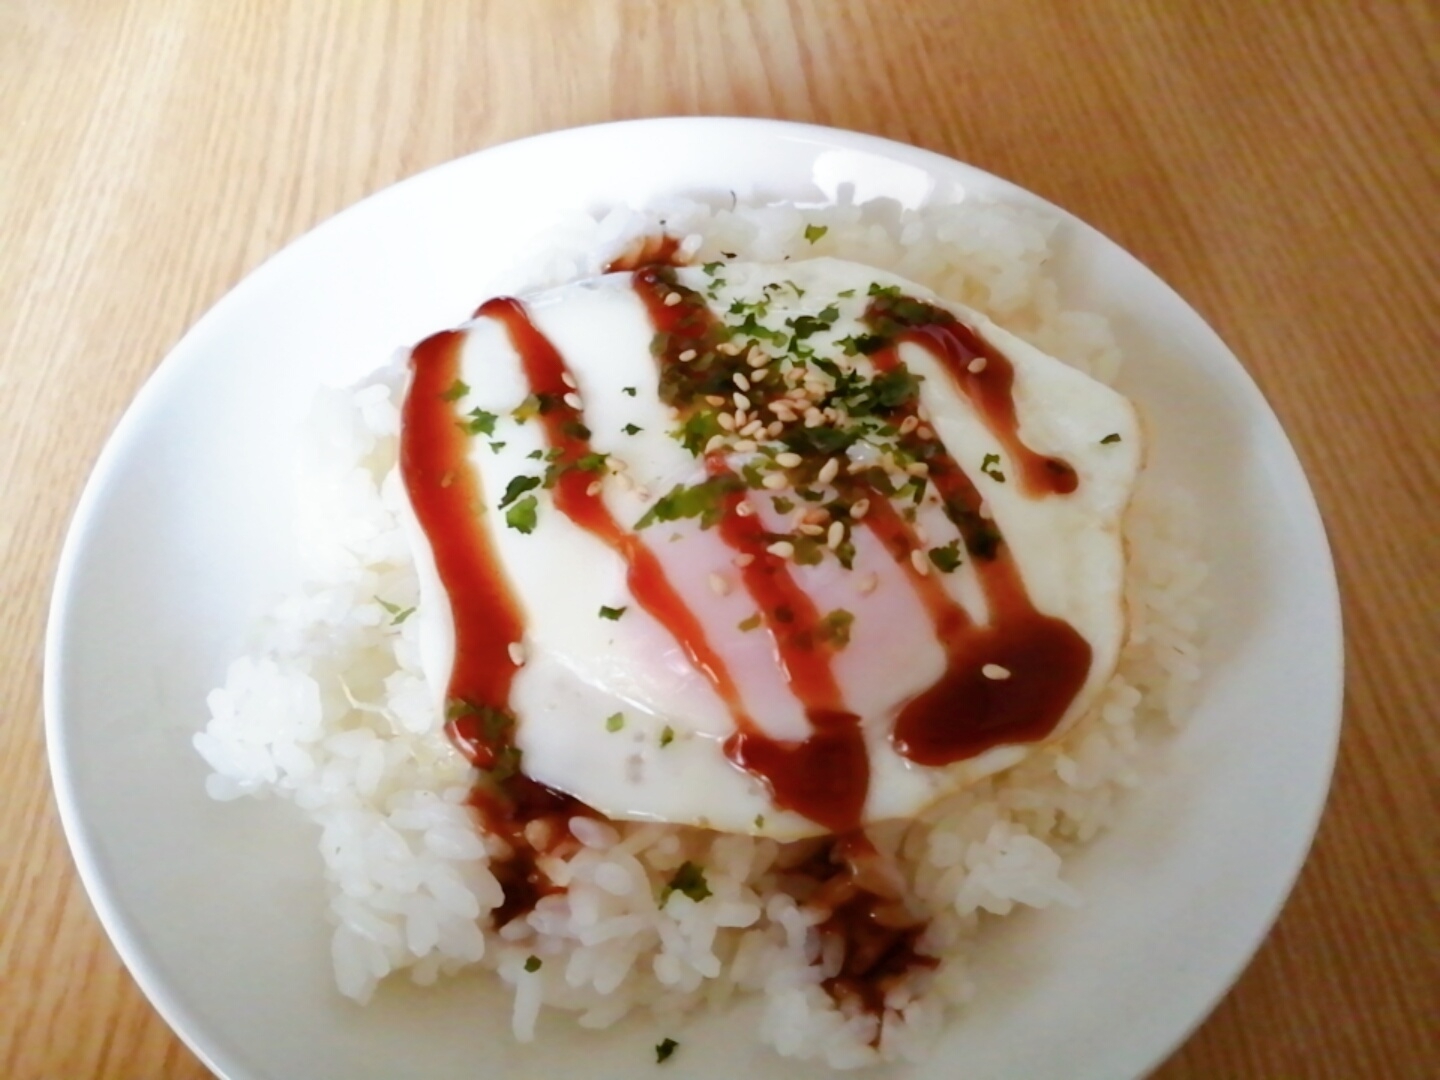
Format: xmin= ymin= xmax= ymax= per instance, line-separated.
xmin=401 ymin=257 xmax=1141 ymax=839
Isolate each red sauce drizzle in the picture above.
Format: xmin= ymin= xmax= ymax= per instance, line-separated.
xmin=401 ymin=329 xmax=591 ymax=926
xmin=486 ymin=288 xmax=869 ymax=833
xmin=872 ymin=293 xmax=1077 ymax=496
xmin=626 ymin=269 xmax=1091 ymax=771
xmin=477 ymin=297 xmax=750 ymax=709
xmin=603 ymin=234 xmax=684 ymax=273
xmin=400 ymin=330 xmax=526 ymax=716
xmin=709 ymin=461 xmax=867 ymax=835
xmin=860 ymin=491 xmax=969 ymax=642
xmin=631 ymin=269 xmax=869 ymax=834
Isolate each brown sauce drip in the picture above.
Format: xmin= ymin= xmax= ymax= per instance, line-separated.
xmin=866 ymin=344 xmax=1092 ymax=763
xmin=469 ymin=777 xmax=592 ymax=929
xmin=792 ymin=833 xmax=937 ymax=1032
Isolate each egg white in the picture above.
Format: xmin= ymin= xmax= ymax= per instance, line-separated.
xmin=401 ymin=258 xmax=1142 ymax=838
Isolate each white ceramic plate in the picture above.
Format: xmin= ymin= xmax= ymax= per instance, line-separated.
xmin=45 ymin=118 xmax=1342 ymax=1080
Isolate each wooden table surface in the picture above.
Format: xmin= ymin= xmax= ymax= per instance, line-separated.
xmin=3 ymin=2 xmax=1436 ymax=1077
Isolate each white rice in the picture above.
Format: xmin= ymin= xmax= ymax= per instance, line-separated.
xmin=194 ymin=197 xmax=1206 ymax=1068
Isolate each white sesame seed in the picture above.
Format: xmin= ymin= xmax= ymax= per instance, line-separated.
xmin=827 ymin=521 xmax=845 ymax=549
xmin=982 ymin=663 xmax=1011 ymax=680
xmin=747 ymin=348 xmax=768 ymax=367
xmin=664 ymin=292 xmax=682 ymax=307
xmin=911 ymin=549 xmax=930 ymax=576
xmin=775 ymin=451 xmax=803 ymax=468
xmin=766 ymin=421 xmax=785 ymax=438
xmin=563 ymin=392 xmax=583 ymax=410
xmin=817 ymin=457 xmax=840 ymax=484
xmin=736 ymin=501 xmax=756 ymax=517
xmin=678 ymin=348 xmax=697 ymax=362
xmin=615 ymin=472 xmax=635 ymax=491
xmin=804 ymin=410 xmax=824 ymax=428
xmin=740 ymin=419 xmax=765 ymax=438
xmin=717 ymin=412 xmax=736 ymax=431
xmin=761 ymin=472 xmax=788 ymax=490
xmin=507 ymin=641 xmax=527 ymax=665
xmin=918 ymin=426 xmax=936 ymax=441
xmin=858 ymin=572 xmax=879 ymax=595
xmin=766 ymin=540 xmax=795 ymax=559
xmin=733 ymin=372 xmax=751 ymax=392
xmin=979 ymin=500 xmax=993 ymax=520
xmin=967 ymin=357 xmax=988 ymax=374
xmin=718 ymin=342 xmax=742 ymax=356
xmin=899 ymin=415 xmax=919 ymax=435
xmin=906 ymin=461 xmax=929 ymax=477
xmin=706 ymin=394 xmax=726 ymax=407
xmin=561 ymin=371 xmax=577 ymax=389
xmin=708 ymin=572 xmax=731 ymax=596
xmin=917 ymin=404 xmax=932 ymax=422
xmin=586 ymin=480 xmax=603 ymax=496
xmin=797 ymin=523 xmax=824 ymax=536
xmin=751 ymin=367 xmax=769 ymax=381
xmin=704 ymin=434 xmax=727 ymax=454
xmin=850 ymin=498 xmax=870 ymax=520
xmin=733 ymin=409 xmax=748 ymax=428
xmin=733 ymin=392 xmax=751 ymax=411
xmin=734 ymin=553 xmax=755 ymax=567
xmin=732 ymin=439 xmax=758 ymax=453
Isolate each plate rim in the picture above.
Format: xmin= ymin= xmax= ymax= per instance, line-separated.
xmin=43 ymin=115 xmax=1345 ymax=1080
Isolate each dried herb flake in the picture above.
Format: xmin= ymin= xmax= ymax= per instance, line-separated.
xmin=661 ymin=862 xmax=711 ymax=905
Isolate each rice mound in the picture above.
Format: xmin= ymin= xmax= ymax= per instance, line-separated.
xmin=193 ymin=197 xmax=1206 ymax=1069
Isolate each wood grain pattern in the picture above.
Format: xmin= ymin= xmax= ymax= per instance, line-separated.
xmin=2 ymin=1 xmax=1436 ymax=1077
